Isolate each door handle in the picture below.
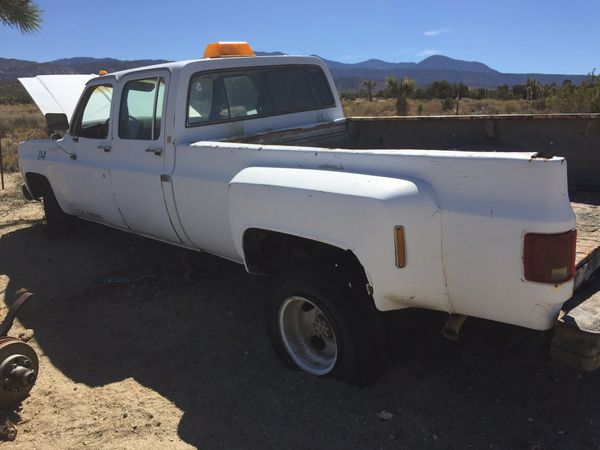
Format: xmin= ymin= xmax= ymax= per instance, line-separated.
xmin=145 ymin=147 xmax=163 ymax=156
xmin=97 ymin=145 xmax=111 ymax=153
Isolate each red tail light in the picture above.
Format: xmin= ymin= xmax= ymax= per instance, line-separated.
xmin=523 ymin=230 xmax=577 ymax=284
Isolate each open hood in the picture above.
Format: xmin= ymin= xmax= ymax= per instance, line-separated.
xmin=18 ymin=74 xmax=97 ymax=123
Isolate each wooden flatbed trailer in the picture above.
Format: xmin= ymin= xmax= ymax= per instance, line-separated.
xmin=552 ymin=189 xmax=600 ymax=370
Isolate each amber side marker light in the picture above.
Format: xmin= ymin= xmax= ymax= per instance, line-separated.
xmin=98 ymin=69 xmax=108 ymax=76
xmin=394 ymin=226 xmax=406 ymax=268
xmin=203 ymin=42 xmax=256 ymax=59
xmin=523 ymin=230 xmax=577 ymax=284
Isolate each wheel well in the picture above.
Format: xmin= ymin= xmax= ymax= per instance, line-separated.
xmin=24 ymin=173 xmax=50 ymax=200
xmin=243 ymin=228 xmax=369 ymax=285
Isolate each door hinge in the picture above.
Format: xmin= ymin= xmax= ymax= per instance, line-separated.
xmin=160 ymin=174 xmax=171 ymax=183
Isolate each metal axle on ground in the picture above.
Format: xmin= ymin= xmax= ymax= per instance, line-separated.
xmin=0 ymin=292 xmax=39 ymax=409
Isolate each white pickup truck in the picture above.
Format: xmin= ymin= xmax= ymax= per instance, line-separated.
xmin=18 ymin=42 xmax=577 ymax=383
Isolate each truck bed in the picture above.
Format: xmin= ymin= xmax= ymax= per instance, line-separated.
xmin=236 ymin=119 xmax=600 ymax=278
xmin=237 ymin=121 xmax=600 ymax=365
xmin=234 ymin=114 xmax=600 ymax=190
xmin=236 ymin=119 xmax=600 ymax=293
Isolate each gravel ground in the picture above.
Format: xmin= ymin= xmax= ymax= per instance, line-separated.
xmin=1 ymin=172 xmax=600 ymax=449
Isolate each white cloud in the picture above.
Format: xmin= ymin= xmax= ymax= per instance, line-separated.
xmin=417 ymin=49 xmax=440 ymax=58
xmin=424 ymin=28 xmax=452 ymax=37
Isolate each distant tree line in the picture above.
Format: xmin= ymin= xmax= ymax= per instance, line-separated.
xmin=343 ymin=70 xmax=600 ymax=115
xmin=3 ymin=69 xmax=600 ymax=115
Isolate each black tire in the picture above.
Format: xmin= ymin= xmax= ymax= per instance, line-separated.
xmin=42 ymin=186 xmax=74 ymax=238
xmin=266 ymin=263 xmax=385 ymax=385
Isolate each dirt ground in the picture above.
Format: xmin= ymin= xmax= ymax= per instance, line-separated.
xmin=1 ymin=172 xmax=600 ymax=449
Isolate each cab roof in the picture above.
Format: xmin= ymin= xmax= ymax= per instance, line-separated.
xmin=94 ymin=54 xmax=325 ymax=83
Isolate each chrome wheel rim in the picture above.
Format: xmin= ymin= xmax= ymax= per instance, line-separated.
xmin=278 ymin=296 xmax=338 ymax=375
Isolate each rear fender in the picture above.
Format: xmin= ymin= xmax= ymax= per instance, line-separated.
xmin=228 ymin=167 xmax=449 ymax=312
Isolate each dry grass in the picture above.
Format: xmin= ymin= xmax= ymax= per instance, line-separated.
xmin=0 ymin=104 xmax=46 ymax=172
xmin=342 ymin=98 xmax=541 ymax=117
xmin=341 ymin=98 xmax=398 ymax=116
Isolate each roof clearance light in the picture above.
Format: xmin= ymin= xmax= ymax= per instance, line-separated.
xmin=98 ymin=69 xmax=108 ymax=75
xmin=203 ymin=42 xmax=256 ymax=59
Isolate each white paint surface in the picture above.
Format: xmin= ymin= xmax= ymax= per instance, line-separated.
xmin=19 ymin=74 xmax=96 ymax=120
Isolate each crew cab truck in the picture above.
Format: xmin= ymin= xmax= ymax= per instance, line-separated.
xmin=17 ymin=42 xmax=589 ymax=383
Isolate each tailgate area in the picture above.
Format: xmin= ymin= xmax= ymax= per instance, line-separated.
xmin=551 ymin=189 xmax=600 ymax=369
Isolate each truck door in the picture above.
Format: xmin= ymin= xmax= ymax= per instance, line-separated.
xmin=109 ymin=71 xmax=181 ymax=242
xmin=62 ymin=82 xmax=129 ymax=228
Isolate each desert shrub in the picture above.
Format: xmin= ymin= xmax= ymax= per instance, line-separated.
xmin=544 ymin=81 xmax=600 ymax=113
xmin=0 ymin=81 xmax=33 ymax=105
xmin=342 ymin=98 xmax=397 ymax=116
xmin=532 ymin=98 xmax=547 ymax=111
xmin=441 ymin=98 xmax=455 ymax=111
xmin=503 ymin=100 xmax=521 ymax=114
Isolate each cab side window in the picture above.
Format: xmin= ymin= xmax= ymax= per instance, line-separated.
xmin=119 ymin=78 xmax=165 ymax=140
xmin=72 ymin=84 xmax=113 ymax=139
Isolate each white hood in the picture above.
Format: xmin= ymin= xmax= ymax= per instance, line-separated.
xmin=18 ymin=74 xmax=97 ymax=122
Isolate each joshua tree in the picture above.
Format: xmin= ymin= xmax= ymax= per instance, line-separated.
xmin=362 ymin=80 xmax=376 ymax=102
xmin=385 ymin=76 xmax=416 ymax=115
xmin=525 ymin=78 xmax=542 ymax=101
xmin=452 ymin=82 xmax=468 ymax=115
xmin=0 ymin=0 xmax=42 ymax=33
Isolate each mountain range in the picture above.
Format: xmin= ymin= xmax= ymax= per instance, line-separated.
xmin=0 ymin=53 xmax=588 ymax=91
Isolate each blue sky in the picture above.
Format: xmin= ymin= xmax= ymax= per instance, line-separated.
xmin=1 ymin=0 xmax=598 ymax=74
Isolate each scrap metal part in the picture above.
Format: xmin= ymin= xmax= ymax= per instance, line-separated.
xmin=552 ymin=277 xmax=600 ymax=371
xmin=0 ymin=292 xmax=39 ymax=409
xmin=0 ymin=337 xmax=39 ymax=409
xmin=0 ymin=293 xmax=34 ymax=338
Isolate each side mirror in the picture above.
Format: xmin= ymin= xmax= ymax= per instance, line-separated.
xmin=45 ymin=113 xmax=69 ymax=139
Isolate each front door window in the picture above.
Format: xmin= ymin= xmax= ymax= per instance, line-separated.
xmin=72 ymin=84 xmax=113 ymax=139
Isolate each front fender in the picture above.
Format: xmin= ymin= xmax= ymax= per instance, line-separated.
xmin=18 ymin=139 xmax=75 ymax=213
xmin=228 ymin=167 xmax=450 ymax=313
